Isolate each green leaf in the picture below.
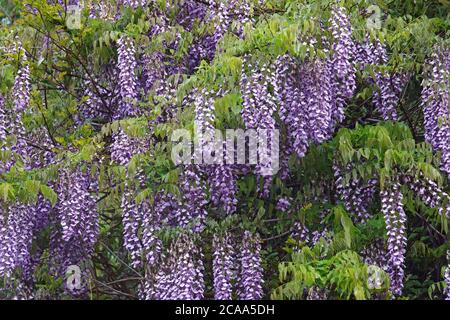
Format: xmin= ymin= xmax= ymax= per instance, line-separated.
xmin=40 ymin=185 xmax=58 ymax=207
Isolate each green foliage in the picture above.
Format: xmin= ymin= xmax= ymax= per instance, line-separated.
xmin=273 ymin=243 xmax=390 ymax=300
xmin=0 ymin=0 xmax=449 ymax=300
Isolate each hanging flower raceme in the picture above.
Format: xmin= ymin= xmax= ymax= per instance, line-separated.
xmin=12 ymin=57 xmax=30 ymax=114
xmin=116 ymin=36 xmax=139 ymax=119
xmin=194 ymin=88 xmax=216 ymax=155
xmin=110 ymin=128 xmax=148 ymax=166
xmin=114 ymin=35 xmax=151 ymax=271
xmin=58 ymin=168 xmax=98 ymax=246
xmin=141 ymin=192 xmax=180 ymax=300
xmin=120 ymin=185 xmax=144 ymax=269
xmin=291 ymin=221 xmax=310 ymax=244
xmin=0 ymin=57 xmax=50 ymax=292
xmin=307 ymin=287 xmax=329 ymax=300
xmin=361 ymin=239 xmax=389 ymax=271
xmin=176 ymin=0 xmax=209 ymax=31
xmin=240 ymin=59 xmax=278 ymax=197
xmin=0 ymin=94 xmax=8 ymax=173
xmin=0 ymin=197 xmax=52 ymax=294
xmin=238 ymin=231 xmax=264 ymax=300
xmin=184 ymin=0 xmax=236 ymax=73
xmin=141 ymin=199 xmax=162 ymax=267
xmin=142 ymin=52 xmax=166 ymax=94
xmin=329 ymin=4 xmax=356 ymax=127
xmin=193 ymin=88 xmax=238 ymax=215
xmin=176 ymin=165 xmax=208 ymax=232
xmin=373 ymin=71 xmax=409 ymax=121
xmin=50 ymin=166 xmax=99 ymax=294
xmin=276 ymin=197 xmax=291 ymax=212
xmin=421 ymin=45 xmax=450 ymax=177
xmin=153 ymin=233 xmax=205 ymax=300
xmin=445 ymin=250 xmax=450 ymax=300
xmin=213 ymin=232 xmax=236 ymax=300
xmin=274 ymin=55 xmax=309 ymax=158
xmin=408 ymin=176 xmax=450 ymax=217
xmin=231 ymin=0 xmax=253 ymax=37
xmin=274 ymin=53 xmax=334 ymax=161
xmin=300 ymin=59 xmax=334 ymax=143
xmin=361 ymin=39 xmax=410 ymax=121
xmin=0 ymin=204 xmax=35 ymax=278
xmin=208 ymin=165 xmax=238 ymax=215
xmin=334 ymin=163 xmax=377 ymax=223
xmin=381 ymin=180 xmax=407 ymax=296
xmin=9 ymin=56 xmax=32 ymax=166
xmin=118 ymin=0 xmax=149 ymax=9
xmin=0 ymin=94 xmax=5 ymax=140
xmin=78 ymin=66 xmax=120 ymax=122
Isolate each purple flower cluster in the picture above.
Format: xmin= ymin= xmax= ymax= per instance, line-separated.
xmin=213 ymin=232 xmax=235 ymax=299
xmin=240 ymin=60 xmax=277 ymax=196
xmin=238 ymin=231 xmax=263 ymax=300
xmin=194 ymin=88 xmax=216 ymax=154
xmin=208 ymin=165 xmax=238 ymax=215
xmin=408 ymin=176 xmax=450 ymax=217
xmin=445 ymin=250 xmax=450 ymax=300
xmin=0 ymin=58 xmax=57 ymax=294
xmin=50 ymin=167 xmax=99 ymax=294
xmin=0 ymin=94 xmax=5 ymax=140
xmin=12 ymin=56 xmax=30 ymax=113
xmin=57 ymin=168 xmax=98 ymax=246
xmin=421 ymin=46 xmax=450 ymax=177
xmin=110 ymin=128 xmax=147 ymax=166
xmin=78 ymin=66 xmax=120 ymax=122
xmin=116 ymin=36 xmax=138 ymax=119
xmin=291 ymin=221 xmax=310 ymax=244
xmin=153 ymin=233 xmax=204 ymax=300
xmin=311 ymin=228 xmax=332 ymax=246
xmin=9 ymin=61 xmax=32 ymax=166
xmin=381 ymin=181 xmax=407 ymax=296
xmin=0 ymin=195 xmax=52 ymax=295
xmin=276 ymin=197 xmax=291 ymax=212
xmin=0 ymin=94 xmax=8 ymax=173
xmin=240 ymin=60 xmax=277 ymax=132
xmin=183 ymin=0 xmax=236 ymax=73
xmin=192 ymin=87 xmax=239 ymax=215
xmin=305 ymin=60 xmax=334 ymax=143
xmin=176 ymin=0 xmax=209 ymax=31
xmin=142 ymin=52 xmax=165 ymax=94
xmin=111 ymin=36 xmax=149 ymax=166
xmin=329 ymin=5 xmax=356 ymax=127
xmin=121 ymin=186 xmax=144 ymax=269
xmin=274 ymin=55 xmax=309 ymax=159
xmin=177 ymin=165 xmax=209 ymax=232
xmin=334 ymin=163 xmax=377 ymax=223
xmin=375 ymin=73 xmax=409 ymax=121
xmin=358 ymin=39 xmax=409 ymax=121
xmin=306 ymin=287 xmax=328 ymax=300
xmin=0 ymin=204 xmax=35 ymax=277
xmin=274 ymin=54 xmax=335 ymax=161
xmin=141 ymin=200 xmax=162 ymax=267
xmin=118 ymin=0 xmax=149 ymax=9
xmin=361 ymin=239 xmax=388 ymax=271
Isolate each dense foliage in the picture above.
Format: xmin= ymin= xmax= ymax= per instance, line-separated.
xmin=0 ymin=0 xmax=449 ymax=300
